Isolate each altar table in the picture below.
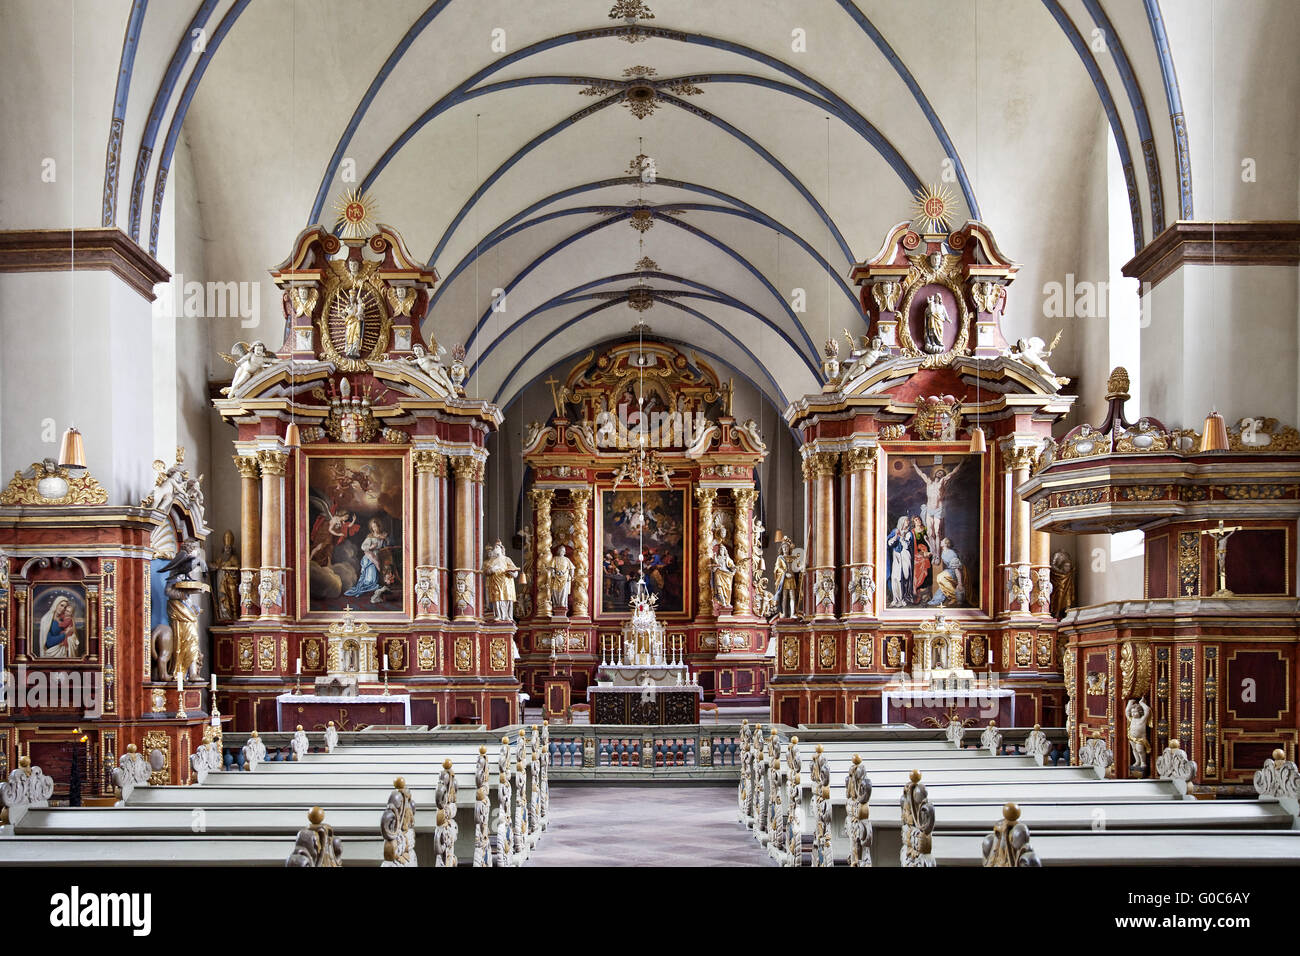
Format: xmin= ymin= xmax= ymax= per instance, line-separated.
xmin=276 ymin=693 xmax=411 ymax=732
xmin=880 ymin=687 xmax=1014 ymax=728
xmin=587 ymin=685 xmax=702 ymax=725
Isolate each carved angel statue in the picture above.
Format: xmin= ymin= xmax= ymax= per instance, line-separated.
xmin=1002 ymin=332 xmax=1070 ymax=388
xmin=969 ymin=280 xmax=1006 ymax=314
xmin=849 ymin=565 xmax=876 ymax=609
xmin=523 ymin=421 xmax=549 ymax=449
xmin=1126 ymin=697 xmax=1152 ymax=774
xmin=871 ymin=279 xmax=901 ymax=313
xmin=842 ymin=332 xmax=888 ymax=374
xmin=220 ymin=341 xmax=275 ymax=396
xmin=289 ymin=286 xmax=318 ymax=318
xmin=814 ymin=570 xmax=835 ymax=611
xmin=737 ymin=418 xmax=768 ymax=454
xmin=404 ymin=343 xmax=457 ymax=396
xmin=146 ymin=457 xmax=187 ymax=515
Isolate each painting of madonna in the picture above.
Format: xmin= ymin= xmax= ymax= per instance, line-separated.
xmin=31 ymin=586 xmax=87 ymax=659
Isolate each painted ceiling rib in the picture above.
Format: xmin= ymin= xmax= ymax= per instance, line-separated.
xmin=431 ymin=201 xmax=857 ymax=319
xmin=466 ymin=274 xmax=820 ymax=383
xmin=452 ymin=211 xmax=825 ymax=366
xmin=126 ymin=0 xmax=221 ymax=242
xmin=1040 ymin=0 xmax=1145 ymax=250
xmin=1141 ymin=0 xmax=1194 ymax=219
xmin=307 ymin=24 xmax=976 ymax=237
xmin=100 ymin=0 xmax=149 ymax=228
xmin=832 ymin=0 xmax=980 ymax=218
xmin=1081 ymin=0 xmax=1166 ymax=235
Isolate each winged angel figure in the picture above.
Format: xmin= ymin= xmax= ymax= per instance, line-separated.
xmin=1002 ymin=331 xmax=1070 ymax=388
xmin=219 ymin=341 xmax=280 ymax=396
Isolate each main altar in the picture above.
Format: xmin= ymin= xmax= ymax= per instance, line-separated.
xmin=771 ymin=216 xmax=1073 ymax=728
xmin=515 ymin=339 xmax=770 ymax=705
xmin=210 ymin=220 xmax=519 ymax=731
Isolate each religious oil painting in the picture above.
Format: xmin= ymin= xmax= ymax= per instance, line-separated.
xmin=303 ymin=453 xmax=407 ymax=616
xmin=884 ymin=453 xmax=981 ymax=613
xmin=30 ymin=583 xmax=89 ymax=660
xmin=600 ymin=489 xmax=686 ymax=615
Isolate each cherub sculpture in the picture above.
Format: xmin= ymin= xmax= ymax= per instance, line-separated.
xmin=1002 ymin=332 xmax=1070 ymax=388
xmin=404 ymin=342 xmax=457 ymax=396
xmin=220 ymin=341 xmax=276 ymax=396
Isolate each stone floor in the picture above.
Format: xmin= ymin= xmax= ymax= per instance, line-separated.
xmin=524 ymin=784 xmax=777 ymax=867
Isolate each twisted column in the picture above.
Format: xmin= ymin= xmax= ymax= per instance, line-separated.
xmin=570 ymin=488 xmax=591 ymax=619
xmin=732 ymin=487 xmax=756 ymax=616
xmin=695 ymin=487 xmax=716 ymax=615
xmin=530 ymin=488 xmax=554 ymax=618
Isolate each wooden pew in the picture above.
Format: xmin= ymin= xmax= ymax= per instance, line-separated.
xmin=932 ymin=828 xmax=1300 ymax=866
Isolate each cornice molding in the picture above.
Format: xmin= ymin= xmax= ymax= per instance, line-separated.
xmin=1122 ymin=220 xmax=1300 ymax=290
xmin=0 ymin=227 xmax=170 ymax=301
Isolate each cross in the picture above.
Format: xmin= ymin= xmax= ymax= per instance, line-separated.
xmin=544 ymin=376 xmax=564 ymax=418
xmin=1200 ymin=520 xmax=1243 ymax=596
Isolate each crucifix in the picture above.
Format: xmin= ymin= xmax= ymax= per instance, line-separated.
xmin=1200 ymin=519 xmax=1243 ymax=596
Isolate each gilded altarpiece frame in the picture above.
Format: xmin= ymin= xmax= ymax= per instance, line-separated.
xmin=595 ymin=487 xmax=689 ymax=618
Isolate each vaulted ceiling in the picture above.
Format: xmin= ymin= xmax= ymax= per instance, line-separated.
xmin=96 ymin=0 xmax=1197 ymax=413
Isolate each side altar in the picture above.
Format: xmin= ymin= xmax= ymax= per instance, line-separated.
xmin=515 ymin=340 xmax=771 ymax=704
xmin=211 ymin=220 xmax=519 ymax=731
xmin=773 ymin=216 xmax=1074 ymax=727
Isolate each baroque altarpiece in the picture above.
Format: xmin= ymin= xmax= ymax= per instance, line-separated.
xmin=515 ymin=341 xmax=770 ymax=705
xmin=772 ymin=220 xmax=1072 ymax=728
xmin=211 ymin=224 xmax=519 ymax=732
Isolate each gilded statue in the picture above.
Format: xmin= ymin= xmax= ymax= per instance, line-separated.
xmin=772 ymin=537 xmax=805 ymax=619
xmin=1049 ymin=550 xmax=1076 ymax=618
xmin=710 ymin=541 xmax=737 ymax=610
xmin=212 ymin=530 xmax=240 ymax=623
xmin=484 ymin=541 xmax=521 ymax=622
xmin=340 ymin=288 xmax=365 ymax=358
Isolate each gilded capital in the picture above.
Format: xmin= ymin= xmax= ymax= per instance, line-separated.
xmin=233 ymin=455 xmax=261 ymax=479
xmin=529 ymin=487 xmax=555 ymax=509
xmin=843 ymin=446 xmax=878 ymax=473
xmin=412 ymin=450 xmax=447 ymax=476
xmin=1001 ymin=444 xmax=1039 ymax=473
xmin=733 ymin=487 xmax=757 ymax=509
xmin=570 ymin=487 xmax=592 ymax=508
xmin=694 ymin=486 xmax=717 ymax=505
xmin=256 ymin=449 xmax=288 ymax=477
xmin=449 ymin=456 xmax=485 ymax=483
xmin=802 ymin=450 xmax=839 ymax=481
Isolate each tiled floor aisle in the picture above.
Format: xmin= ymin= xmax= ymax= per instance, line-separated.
xmin=524 ymin=784 xmax=778 ymax=867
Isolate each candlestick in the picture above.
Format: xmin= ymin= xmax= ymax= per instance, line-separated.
xmin=296 ymin=658 xmax=302 ymax=675
xmin=210 ymin=673 xmax=217 ymax=693
xmin=384 ymin=653 xmax=390 ymax=671
xmin=176 ymin=672 xmax=187 ymax=719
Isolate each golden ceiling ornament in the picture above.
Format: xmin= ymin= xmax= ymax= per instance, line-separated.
xmin=330 ymin=187 xmax=379 ymax=240
xmin=624 ymin=83 xmax=660 ymax=118
xmin=625 ymin=151 xmax=657 ymax=184
xmin=609 ymin=0 xmax=654 ymax=41
xmin=910 ymin=182 xmax=957 ymax=234
xmin=318 ymin=258 xmax=391 ymax=372
xmin=623 ymin=65 xmax=657 ymax=79
xmin=634 ymin=255 xmax=658 ymax=272
xmin=629 ymin=206 xmax=656 ymax=231
xmin=626 ymin=286 xmax=655 ymax=312
xmin=0 ymin=460 xmax=109 ymax=506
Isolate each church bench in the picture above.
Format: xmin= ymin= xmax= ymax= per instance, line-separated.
xmin=12 ymin=805 xmax=451 ymax=864
xmin=929 ymin=829 xmax=1300 ymax=866
xmin=856 ymin=798 xmax=1295 ymax=865
xmin=0 ymin=834 xmax=388 ymax=866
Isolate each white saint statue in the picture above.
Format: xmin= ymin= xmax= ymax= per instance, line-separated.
xmin=548 ymin=546 xmax=575 ymax=615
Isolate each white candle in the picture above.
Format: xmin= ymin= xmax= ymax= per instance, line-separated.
xmin=296 ymin=658 xmax=302 ymax=675
xmin=210 ymin=673 xmax=216 ymax=693
xmin=384 ymin=653 xmax=390 ymax=671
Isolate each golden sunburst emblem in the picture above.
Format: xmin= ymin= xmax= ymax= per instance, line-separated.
xmin=331 ymin=187 xmax=379 ymax=239
xmin=910 ymin=182 xmax=957 ymax=234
